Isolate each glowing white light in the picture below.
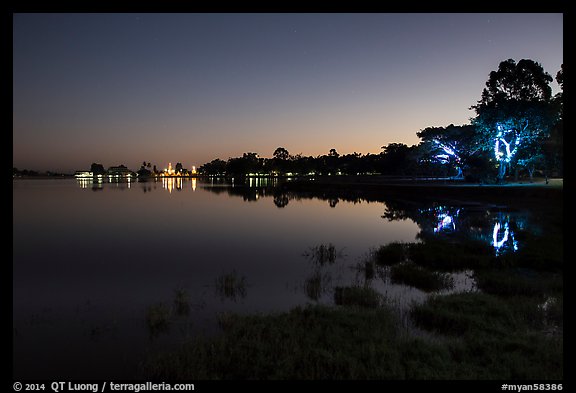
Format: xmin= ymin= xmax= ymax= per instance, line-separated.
xmin=492 ymin=220 xmax=518 ymax=255
xmin=493 ymin=125 xmax=521 ymax=162
xmin=493 ymin=222 xmax=509 ymax=249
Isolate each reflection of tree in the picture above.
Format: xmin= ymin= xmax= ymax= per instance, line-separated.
xmin=382 ymin=198 xmax=534 ymax=256
xmin=201 ymin=183 xmax=269 ymax=202
xmin=273 ymin=193 xmax=290 ymax=208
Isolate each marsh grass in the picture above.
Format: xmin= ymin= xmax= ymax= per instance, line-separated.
xmin=497 ymin=232 xmax=563 ymax=270
xmin=215 ymin=270 xmax=247 ymax=301
xmin=333 ymin=285 xmax=382 ymax=308
xmin=373 ymin=241 xmax=408 ymax=266
xmin=141 ymin=305 xmax=408 ymax=379
xmin=389 ymin=262 xmax=454 ymax=292
xmin=407 ymin=238 xmax=494 ymax=271
xmin=409 ymin=292 xmax=562 ymax=378
xmin=145 ymin=303 xmax=171 ymax=338
xmin=141 ymin=298 xmax=562 ymax=379
xmin=474 ymin=268 xmax=562 ymax=298
xmin=303 ymin=243 xmax=344 ymax=265
xmin=173 ymin=288 xmax=191 ymax=316
xmin=304 ymin=271 xmax=332 ymax=301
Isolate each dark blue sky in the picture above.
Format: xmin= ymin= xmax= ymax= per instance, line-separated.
xmin=13 ymin=13 xmax=563 ymax=172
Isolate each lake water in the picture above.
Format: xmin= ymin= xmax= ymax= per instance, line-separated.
xmin=13 ymin=177 xmax=540 ymax=379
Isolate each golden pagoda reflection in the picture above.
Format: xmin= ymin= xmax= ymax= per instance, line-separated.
xmin=162 ymin=177 xmax=174 ymax=193
xmin=191 ymin=177 xmax=197 ymax=191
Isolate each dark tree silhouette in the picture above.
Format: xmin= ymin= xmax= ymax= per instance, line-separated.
xmin=273 ymin=147 xmax=290 ymax=161
xmin=175 ymin=162 xmax=183 ymax=174
xmin=90 ymin=163 xmax=106 ymax=175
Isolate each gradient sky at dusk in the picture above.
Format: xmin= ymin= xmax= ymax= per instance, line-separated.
xmin=13 ymin=13 xmax=563 ymax=173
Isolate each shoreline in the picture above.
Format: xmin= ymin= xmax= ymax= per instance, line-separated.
xmin=280 ymin=176 xmax=563 ymax=212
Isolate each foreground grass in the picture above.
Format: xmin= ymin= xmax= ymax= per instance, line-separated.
xmin=141 ymin=293 xmax=562 ymax=379
xmin=411 ymin=292 xmax=562 ymax=379
xmin=389 ymin=262 xmax=454 ymax=292
xmin=142 ymin=304 xmax=432 ymax=379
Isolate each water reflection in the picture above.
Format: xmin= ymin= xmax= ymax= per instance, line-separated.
xmin=16 ymin=178 xmax=558 ymax=378
xmin=491 ymin=215 xmax=520 ymax=255
xmin=301 ymin=243 xmax=346 ymax=303
xmin=74 ymin=177 xmax=536 ymax=257
xmin=162 ymin=177 xmax=183 ymax=193
xmin=404 ymin=203 xmax=531 ymax=256
xmin=76 ymin=177 xmax=103 ymax=191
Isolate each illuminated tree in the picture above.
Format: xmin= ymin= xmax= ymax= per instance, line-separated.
xmin=471 ymin=59 xmax=557 ymax=181
xmin=416 ymin=124 xmax=481 ymax=179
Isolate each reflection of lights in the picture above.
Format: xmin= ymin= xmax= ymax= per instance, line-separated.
xmin=192 ymin=178 xmax=197 ymax=191
xmin=492 ymin=221 xmax=519 ymax=255
xmin=77 ymin=178 xmax=90 ymax=188
xmin=421 ymin=205 xmax=524 ymax=256
xmin=161 ymin=177 xmax=184 ymax=193
xmin=492 ymin=222 xmax=509 ymax=249
xmin=426 ymin=206 xmax=460 ymax=233
xmin=435 ymin=213 xmax=454 ymax=233
xmin=162 ymin=177 xmax=174 ymax=193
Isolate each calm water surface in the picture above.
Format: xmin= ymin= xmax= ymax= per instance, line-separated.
xmin=13 ymin=178 xmax=537 ymax=378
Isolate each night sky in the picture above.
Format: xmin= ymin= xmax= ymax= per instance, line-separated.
xmin=13 ymin=13 xmax=563 ymax=173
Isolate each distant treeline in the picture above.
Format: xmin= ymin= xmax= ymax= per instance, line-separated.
xmin=13 ymin=168 xmax=71 ymax=177
xmin=199 ymin=58 xmax=564 ymax=183
xmin=198 ymin=146 xmax=449 ymax=178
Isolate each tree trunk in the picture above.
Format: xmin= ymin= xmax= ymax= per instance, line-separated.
xmin=498 ymin=162 xmax=507 ymax=182
xmin=528 ymin=165 xmax=534 ymax=183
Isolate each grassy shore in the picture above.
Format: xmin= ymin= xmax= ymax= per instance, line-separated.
xmin=141 ymin=294 xmax=561 ymax=379
xmin=140 ymin=179 xmax=563 ymax=380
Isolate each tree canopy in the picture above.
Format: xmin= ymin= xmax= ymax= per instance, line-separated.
xmin=471 ymin=59 xmax=558 ymax=180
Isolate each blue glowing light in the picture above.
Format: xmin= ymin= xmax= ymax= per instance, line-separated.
xmin=432 ymin=207 xmax=460 ymax=233
xmin=431 ymin=139 xmax=463 ymax=169
xmin=494 ymin=124 xmax=521 ymax=163
xmin=492 ymin=221 xmax=518 ymax=255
